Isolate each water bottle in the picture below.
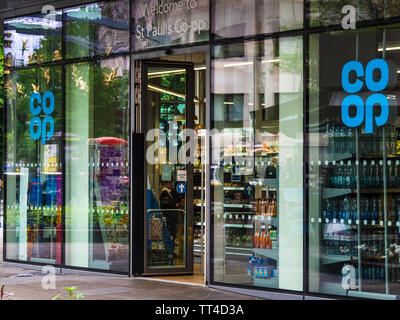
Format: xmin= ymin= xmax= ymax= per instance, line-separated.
xmin=323 ymin=199 xmax=331 ymax=220
xmin=332 ymin=165 xmax=338 ymax=187
xmin=337 ymin=165 xmax=344 ymax=188
xmin=339 ymin=126 xmax=346 ymax=154
xmin=328 ymin=125 xmax=335 ymax=155
xmin=360 ymin=198 xmax=366 ymax=221
xmin=347 ymin=127 xmax=355 ymax=154
xmin=343 ymin=196 xmax=350 ymax=220
xmin=395 ymin=162 xmax=400 ymax=188
xmin=375 ymin=162 xmax=382 ymax=188
xmin=350 ymin=162 xmax=356 ymax=188
xmin=371 ymin=198 xmax=379 ymax=221
xmin=334 ymin=126 xmax=341 ymax=154
xmin=378 ymin=198 xmax=384 ymax=222
xmin=332 ymin=199 xmax=338 ymax=220
xmin=367 ymin=198 xmax=373 ymax=222
xmin=369 ymin=161 xmax=376 ymax=188
xmin=351 ymin=197 xmax=357 ymax=220
xmin=345 ymin=163 xmax=351 ymax=188
xmin=360 ymin=161 xmax=368 ymax=188
xmin=338 ymin=201 xmax=345 ymax=220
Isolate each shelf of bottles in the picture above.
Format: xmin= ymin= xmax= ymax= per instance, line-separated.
xmin=218 ymin=137 xmax=280 ymax=286
xmin=318 ymin=124 xmax=400 ymax=291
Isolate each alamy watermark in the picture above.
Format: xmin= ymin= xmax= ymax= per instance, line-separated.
xmin=342 ymin=5 xmax=356 ymax=30
xmin=42 ymin=5 xmax=57 ymax=30
xmin=146 ymin=123 xmax=258 ymax=171
xmin=41 ymin=265 xmax=56 ymax=290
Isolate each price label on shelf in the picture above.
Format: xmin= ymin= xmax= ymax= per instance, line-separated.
xmin=364 ymin=220 xmax=368 ymax=225
xmin=372 ymin=221 xmax=375 ymax=225
xmin=380 ymin=221 xmax=384 ymax=226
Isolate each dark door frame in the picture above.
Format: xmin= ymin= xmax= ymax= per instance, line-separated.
xmin=135 ymin=60 xmax=195 ymax=276
xmin=130 ymin=45 xmax=211 ymax=281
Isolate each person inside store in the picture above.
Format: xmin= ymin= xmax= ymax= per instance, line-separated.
xmin=159 ymin=180 xmax=184 ymax=246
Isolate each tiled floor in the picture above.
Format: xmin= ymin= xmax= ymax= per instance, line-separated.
xmin=148 ymin=263 xmax=205 ymax=285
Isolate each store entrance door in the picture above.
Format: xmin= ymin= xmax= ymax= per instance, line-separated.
xmin=142 ymin=61 xmax=194 ymax=275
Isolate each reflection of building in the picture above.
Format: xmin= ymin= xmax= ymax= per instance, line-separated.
xmin=3 ymin=0 xmax=400 ymax=301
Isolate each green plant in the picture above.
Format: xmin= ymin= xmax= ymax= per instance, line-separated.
xmin=0 ymin=284 xmax=13 ymax=300
xmin=52 ymin=286 xmax=85 ymax=300
xmin=1 ymin=285 xmax=5 ymax=300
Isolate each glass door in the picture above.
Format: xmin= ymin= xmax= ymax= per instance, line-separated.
xmin=143 ymin=61 xmax=194 ymax=275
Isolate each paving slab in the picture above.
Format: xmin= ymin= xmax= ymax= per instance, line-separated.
xmin=0 ymin=228 xmax=261 ymax=301
xmin=0 ymin=263 xmax=261 ymax=300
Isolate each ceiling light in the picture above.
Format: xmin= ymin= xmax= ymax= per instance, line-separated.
xmin=262 ymin=59 xmax=280 ymax=63
xmin=224 ymin=61 xmax=253 ymax=68
xmin=148 ymin=69 xmax=186 ymax=77
xmin=378 ymin=46 xmax=400 ymax=52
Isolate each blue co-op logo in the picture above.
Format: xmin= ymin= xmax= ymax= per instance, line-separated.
xmin=341 ymin=59 xmax=391 ymax=134
xmin=29 ymin=91 xmax=54 ymax=144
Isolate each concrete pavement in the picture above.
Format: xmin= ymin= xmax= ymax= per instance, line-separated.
xmin=0 ymin=228 xmax=260 ymax=300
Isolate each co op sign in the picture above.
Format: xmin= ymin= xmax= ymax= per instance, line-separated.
xmin=341 ymin=58 xmax=397 ymax=134
xmin=29 ymin=91 xmax=55 ymax=144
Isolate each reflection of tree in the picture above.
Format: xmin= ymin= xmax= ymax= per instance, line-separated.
xmin=92 ymin=62 xmax=129 ymax=139
xmin=7 ymin=67 xmax=62 ymax=163
xmin=66 ymin=60 xmax=129 ymax=139
xmin=34 ymin=34 xmax=61 ymax=63
xmin=311 ymin=0 xmax=400 ymax=26
xmin=65 ymin=6 xmax=97 ymax=58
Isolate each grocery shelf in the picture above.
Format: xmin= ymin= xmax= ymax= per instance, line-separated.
xmin=321 ymin=254 xmax=354 ymax=265
xmin=322 ymin=187 xmax=400 ymax=199
xmin=224 ymin=223 xmax=253 ymax=229
xmin=224 ymin=204 xmax=253 ymax=208
xmin=252 ymin=248 xmax=278 ymax=260
xmin=322 ymin=187 xmax=352 ymax=199
xmin=254 ymin=215 xmax=278 ymax=226
xmin=253 ymin=277 xmax=278 ymax=288
xmin=225 ymin=246 xmax=253 ymax=256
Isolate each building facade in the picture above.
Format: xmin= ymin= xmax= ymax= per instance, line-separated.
xmin=2 ymin=0 xmax=400 ymax=300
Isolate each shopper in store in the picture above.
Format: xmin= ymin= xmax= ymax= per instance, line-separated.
xmin=159 ymin=180 xmax=184 ymax=247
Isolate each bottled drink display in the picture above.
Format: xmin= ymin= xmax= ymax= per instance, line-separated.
xmin=247 ymin=256 xmax=277 ymax=279
xmin=315 ymin=124 xmax=400 ymax=295
xmin=221 ymin=148 xmax=279 ymax=288
xmin=327 ymin=125 xmax=399 ymax=155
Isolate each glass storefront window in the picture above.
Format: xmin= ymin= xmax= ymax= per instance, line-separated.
xmin=65 ymin=1 xmax=130 ymax=59
xmin=65 ymin=56 xmax=130 ymax=272
xmin=145 ymin=65 xmax=188 ymax=270
xmin=211 ymin=37 xmax=304 ymax=291
xmin=308 ymin=24 xmax=400 ymax=299
xmin=309 ymin=0 xmax=400 ymax=28
xmin=132 ymin=0 xmax=210 ymax=51
xmin=5 ymin=66 xmax=62 ymax=263
xmin=212 ymin=0 xmax=303 ymax=39
xmin=4 ymin=12 xmax=62 ymax=68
